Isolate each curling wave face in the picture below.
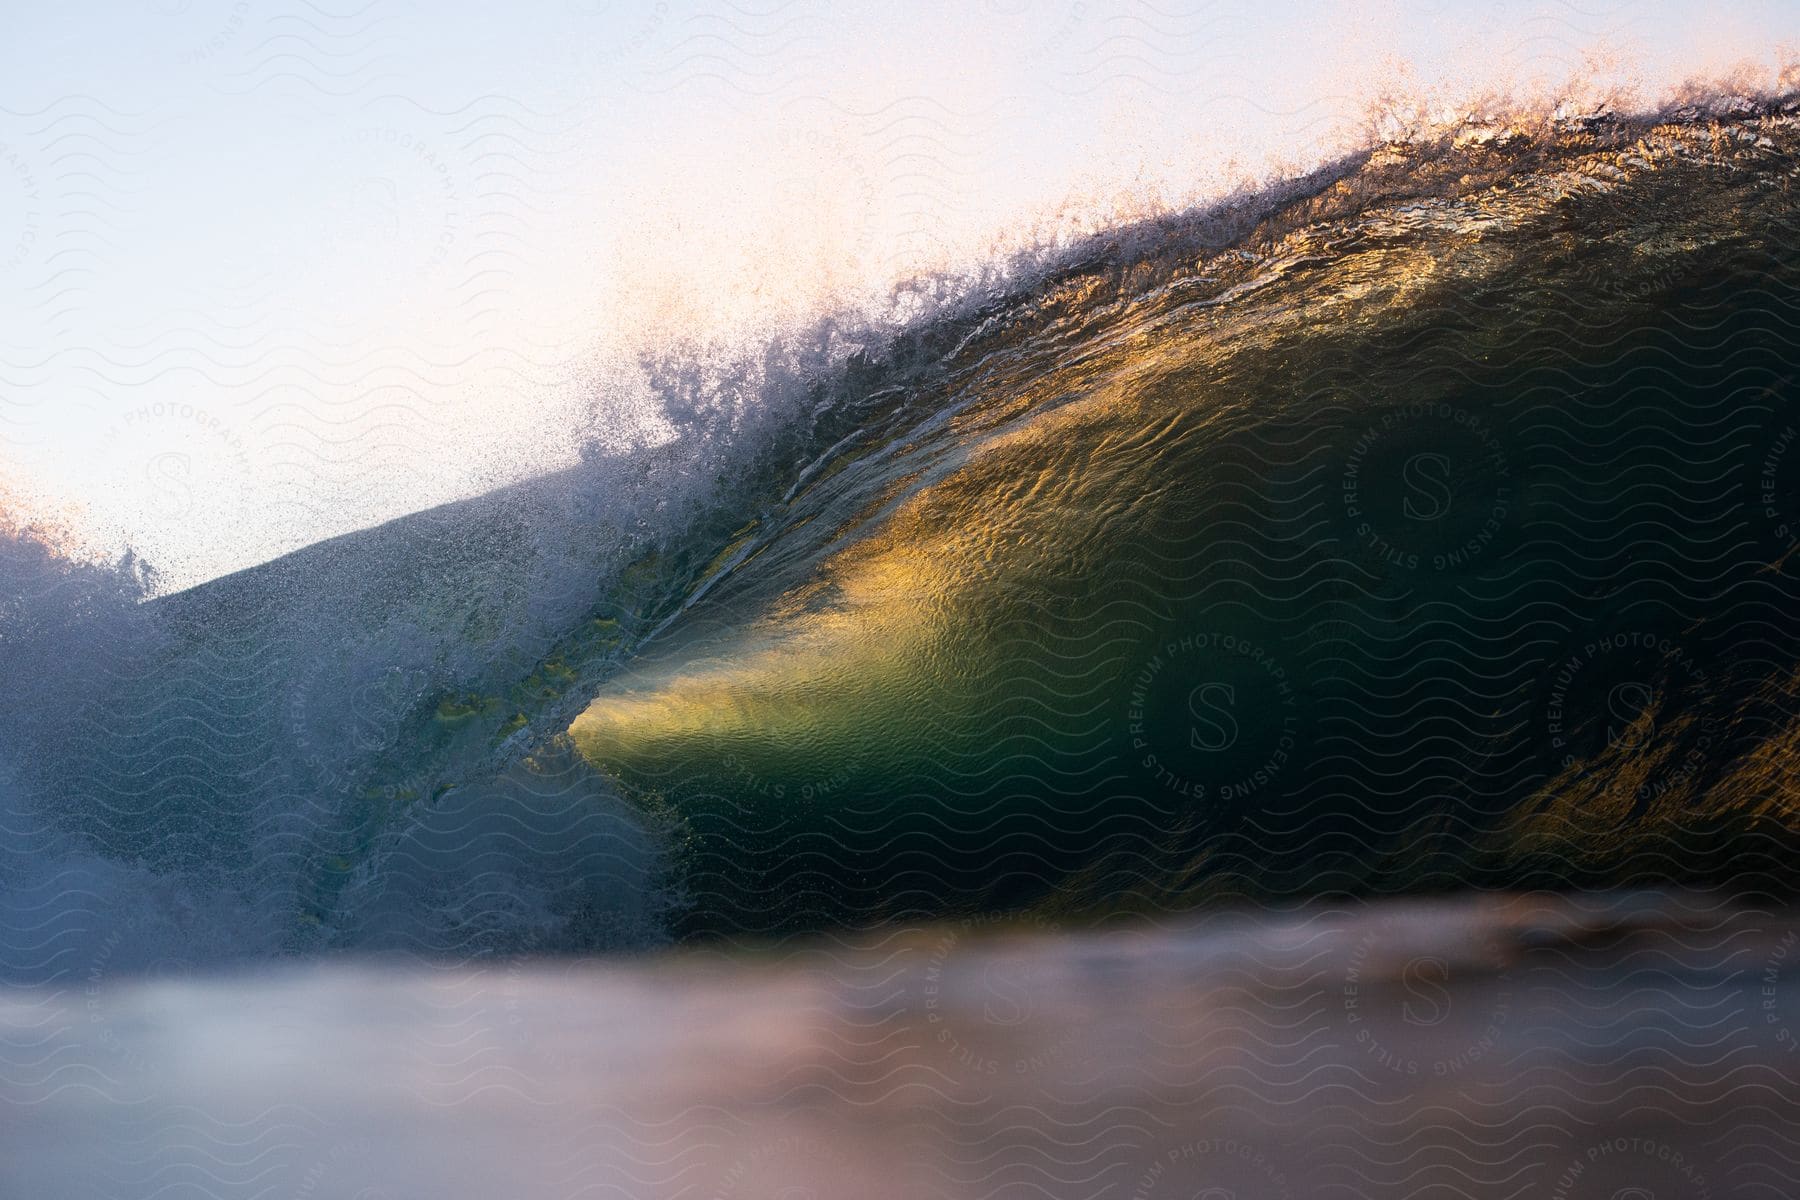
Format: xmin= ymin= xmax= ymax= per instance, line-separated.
xmin=568 ymin=96 xmax=1800 ymax=934
xmin=6 ymin=96 xmax=1800 ymax=967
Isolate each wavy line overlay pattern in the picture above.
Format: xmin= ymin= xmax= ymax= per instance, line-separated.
xmin=7 ymin=3 xmax=1800 ymax=1197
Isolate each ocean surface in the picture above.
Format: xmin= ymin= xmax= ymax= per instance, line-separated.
xmin=4 ymin=92 xmax=1800 ymax=1197
xmin=5 ymin=892 xmax=1798 ymax=1198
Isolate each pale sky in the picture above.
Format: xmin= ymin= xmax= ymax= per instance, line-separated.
xmin=1 ymin=0 xmax=1795 ymax=590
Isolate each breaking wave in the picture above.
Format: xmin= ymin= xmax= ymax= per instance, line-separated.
xmin=8 ymin=89 xmax=1800 ymax=971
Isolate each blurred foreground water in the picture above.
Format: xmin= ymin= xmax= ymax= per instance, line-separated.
xmin=4 ymin=891 xmax=1798 ymax=1198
